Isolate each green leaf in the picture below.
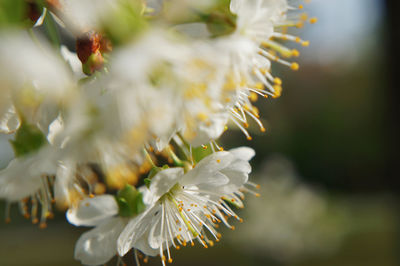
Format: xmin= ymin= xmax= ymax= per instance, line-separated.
xmin=9 ymin=121 xmax=47 ymax=158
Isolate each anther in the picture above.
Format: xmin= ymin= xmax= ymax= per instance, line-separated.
xmin=291 ymin=63 xmax=299 ymax=71
xmin=301 ymin=41 xmax=310 ymax=47
xmin=274 ymin=77 xmax=282 ymax=85
xmin=309 ymin=17 xmax=318 ymax=24
xmin=39 ymin=222 xmax=47 ymax=229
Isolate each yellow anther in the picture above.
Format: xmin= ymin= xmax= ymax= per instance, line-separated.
xmin=259 ymin=68 xmax=267 ymax=75
xmin=216 ymin=159 xmax=221 ymax=163
xmin=247 ymin=136 xmax=253 ymax=141
xmin=89 ymin=194 xmax=95 ymax=198
xmin=191 ymin=242 xmax=194 ymax=246
xmin=249 ymin=92 xmax=258 ymax=102
xmin=254 ymin=82 xmax=264 ymax=90
xmin=208 ymin=240 xmax=214 ymax=247
xmin=261 ymin=127 xmax=266 ymax=132
xmin=239 ymin=218 xmax=244 ymax=223
xmin=295 ymin=37 xmax=301 ymax=43
xmin=291 ymin=63 xmax=299 ymax=71
xmin=292 ymin=49 xmax=300 ymax=57
xmin=168 ymin=258 xmax=173 ymax=263
xmin=300 ymin=13 xmax=308 ymax=21
xmin=273 ymin=85 xmax=282 ymax=98
xmin=143 ymin=257 xmax=149 ymax=263
xmin=274 ymin=77 xmax=282 ymax=85
xmin=197 ymin=112 xmax=208 ymax=122
xmin=256 ymin=184 xmax=261 ymax=189
xmin=183 ymin=241 xmax=187 ymax=247
xmin=243 ymin=122 xmax=249 ymax=128
xmin=5 ymin=218 xmax=11 ymax=224
xmin=231 ymin=226 xmax=236 ymax=230
xmin=32 ymin=218 xmax=39 ymax=224
xmin=298 ymin=4 xmax=304 ymax=9
xmin=39 ymin=222 xmax=47 ymax=229
xmin=255 ymin=193 xmax=261 ymax=197
xmin=217 ymin=233 xmax=222 ymax=238
xmin=302 ymin=41 xmax=310 ymax=47
xmin=162 ymin=256 xmax=166 ymax=262
xmin=309 ymin=17 xmax=318 ymax=24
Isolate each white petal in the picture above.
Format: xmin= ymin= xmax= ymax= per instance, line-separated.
xmin=67 ymin=195 xmax=118 ymax=226
xmin=229 ymin=147 xmax=255 ymax=161
xmin=0 ymin=104 xmax=20 ymax=134
xmin=117 ymin=205 xmax=158 ymax=256
xmin=74 ymin=217 xmax=125 ymax=266
xmin=149 ymin=168 xmax=184 ymax=200
xmin=0 ymin=146 xmax=58 ymax=201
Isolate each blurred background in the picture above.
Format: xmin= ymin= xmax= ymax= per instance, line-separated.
xmin=1 ymin=0 xmax=399 ymax=265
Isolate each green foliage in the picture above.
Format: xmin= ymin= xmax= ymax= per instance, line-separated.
xmin=115 ymin=184 xmax=146 ymax=217
xmin=0 ymin=0 xmax=26 ymax=27
xmin=9 ymin=121 xmax=47 ymax=158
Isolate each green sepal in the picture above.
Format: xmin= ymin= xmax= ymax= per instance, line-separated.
xmin=10 ymin=120 xmax=47 ymax=158
xmin=147 ymin=164 xmax=169 ymax=181
xmin=144 ymin=178 xmax=151 ymax=188
xmin=116 ymin=184 xmax=146 ymax=217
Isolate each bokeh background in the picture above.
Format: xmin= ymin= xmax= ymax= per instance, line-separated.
xmin=1 ymin=0 xmax=399 ymax=265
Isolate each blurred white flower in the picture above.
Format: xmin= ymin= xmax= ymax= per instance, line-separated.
xmin=0 ymin=30 xmax=74 ymax=135
xmin=230 ymin=156 xmax=349 ymax=262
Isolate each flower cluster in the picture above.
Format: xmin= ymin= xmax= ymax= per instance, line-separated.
xmin=0 ymin=0 xmax=315 ymax=265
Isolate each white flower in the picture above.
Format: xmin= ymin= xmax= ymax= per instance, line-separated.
xmin=118 ymin=147 xmax=255 ymax=264
xmin=68 ymin=147 xmax=255 ymax=265
xmin=107 ymin=31 xmax=232 ymax=147
xmin=213 ymin=0 xmax=312 ymax=139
